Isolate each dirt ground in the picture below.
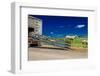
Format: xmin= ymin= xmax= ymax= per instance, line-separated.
xmin=28 ymin=47 xmax=88 ymax=60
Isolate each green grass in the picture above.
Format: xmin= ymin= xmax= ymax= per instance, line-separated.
xmin=65 ymin=37 xmax=88 ymax=48
xmin=48 ymin=37 xmax=88 ymax=48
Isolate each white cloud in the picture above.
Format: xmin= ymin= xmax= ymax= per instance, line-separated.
xmin=76 ymin=25 xmax=85 ymax=28
xmin=50 ymin=32 xmax=54 ymax=34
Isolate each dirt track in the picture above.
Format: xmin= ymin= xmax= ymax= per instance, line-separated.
xmin=28 ymin=47 xmax=88 ymax=60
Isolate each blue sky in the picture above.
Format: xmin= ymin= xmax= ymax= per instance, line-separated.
xmin=30 ymin=15 xmax=88 ymax=38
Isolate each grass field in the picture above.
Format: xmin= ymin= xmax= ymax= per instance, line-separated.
xmin=71 ymin=38 xmax=87 ymax=48
xmin=54 ymin=37 xmax=88 ymax=48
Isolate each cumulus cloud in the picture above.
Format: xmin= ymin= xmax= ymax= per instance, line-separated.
xmin=76 ymin=25 xmax=85 ymax=28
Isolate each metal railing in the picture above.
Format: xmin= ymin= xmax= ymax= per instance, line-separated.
xmin=31 ymin=34 xmax=71 ymax=48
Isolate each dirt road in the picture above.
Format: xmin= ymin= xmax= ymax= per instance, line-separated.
xmin=28 ymin=47 xmax=88 ymax=60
